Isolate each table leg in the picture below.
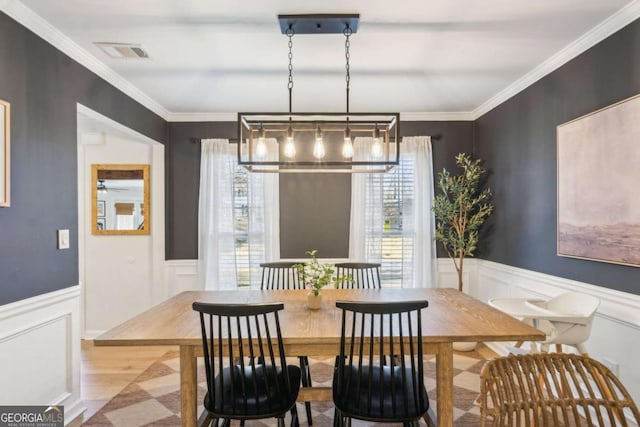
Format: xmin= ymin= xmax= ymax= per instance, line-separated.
xmin=435 ymin=342 xmax=453 ymax=427
xmin=180 ymin=345 xmax=197 ymax=427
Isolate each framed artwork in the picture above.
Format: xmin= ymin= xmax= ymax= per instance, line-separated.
xmin=557 ymin=93 xmax=640 ymax=267
xmin=97 ymin=200 xmax=106 ymax=217
xmin=0 ymin=99 xmax=10 ymax=207
xmin=97 ymin=217 xmax=106 ymax=230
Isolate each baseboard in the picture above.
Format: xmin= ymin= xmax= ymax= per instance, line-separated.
xmin=0 ymin=286 xmax=85 ymax=425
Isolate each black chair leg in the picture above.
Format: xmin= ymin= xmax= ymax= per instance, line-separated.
xmin=290 ymin=403 xmax=300 ymax=427
xmin=278 ymin=417 xmax=286 ymax=427
xmin=299 ymin=356 xmax=313 ymax=425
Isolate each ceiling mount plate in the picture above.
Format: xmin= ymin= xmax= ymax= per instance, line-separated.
xmin=278 ymin=14 xmax=359 ymax=34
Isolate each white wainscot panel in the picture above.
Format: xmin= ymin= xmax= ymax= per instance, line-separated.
xmin=0 ymin=314 xmax=70 ymax=403
xmin=165 ymin=260 xmax=198 ymax=296
xmin=474 ymin=260 xmax=640 ymax=418
xmin=0 ymin=286 xmax=83 ymax=425
xmin=436 ymin=258 xmax=476 ymax=290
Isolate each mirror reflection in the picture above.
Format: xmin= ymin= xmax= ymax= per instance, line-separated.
xmin=92 ymin=164 xmax=150 ymax=235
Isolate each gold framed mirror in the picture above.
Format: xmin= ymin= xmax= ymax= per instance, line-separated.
xmin=91 ymin=164 xmax=150 ymax=235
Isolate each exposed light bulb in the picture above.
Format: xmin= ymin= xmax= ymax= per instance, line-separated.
xmin=342 ymin=128 xmax=353 ymax=158
xmin=283 ymin=126 xmax=296 ymax=158
xmin=371 ymin=138 xmax=383 ymax=158
xmin=256 ymin=126 xmax=267 ymax=158
xmin=313 ymin=139 xmax=326 ymax=159
xmin=284 ymin=140 xmax=296 ymax=158
xmin=255 ymin=140 xmax=267 ymax=158
xmin=313 ymin=126 xmax=325 ymax=159
xmin=342 ymin=139 xmax=353 ymax=158
xmin=371 ymin=126 xmax=383 ymax=158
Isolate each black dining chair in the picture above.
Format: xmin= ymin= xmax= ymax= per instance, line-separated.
xmin=334 ymin=262 xmax=381 ymax=289
xmin=192 ymin=301 xmax=301 ymax=427
xmin=332 ymin=300 xmax=435 ymax=427
xmin=260 ymin=262 xmax=305 ymax=290
xmin=260 ymin=262 xmax=313 ymax=425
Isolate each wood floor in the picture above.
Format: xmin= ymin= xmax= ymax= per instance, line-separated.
xmin=68 ymin=340 xmax=175 ymax=426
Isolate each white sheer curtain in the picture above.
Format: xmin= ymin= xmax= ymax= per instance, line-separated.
xmin=404 ymin=136 xmax=438 ymax=288
xmin=198 ymin=138 xmax=279 ymax=290
xmin=349 ymin=136 xmax=437 ymax=288
xmin=348 ymin=137 xmax=374 ymax=260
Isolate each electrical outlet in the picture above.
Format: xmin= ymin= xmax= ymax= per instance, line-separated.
xmin=57 ymin=229 xmax=70 ymax=249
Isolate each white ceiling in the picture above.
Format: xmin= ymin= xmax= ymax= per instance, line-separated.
xmin=12 ymin=0 xmax=640 ymax=117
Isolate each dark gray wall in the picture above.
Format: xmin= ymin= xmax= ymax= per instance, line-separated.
xmin=166 ymin=121 xmax=474 ymax=259
xmin=475 ymin=19 xmax=640 ymax=295
xmin=0 ymin=12 xmax=166 ymax=305
xmin=165 ymin=122 xmax=236 ymax=259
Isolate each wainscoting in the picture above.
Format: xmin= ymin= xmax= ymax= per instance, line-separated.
xmin=0 ymin=285 xmax=84 ymax=425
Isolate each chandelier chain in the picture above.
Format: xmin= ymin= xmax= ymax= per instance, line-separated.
xmin=286 ymin=26 xmax=294 ymax=115
xmin=344 ymin=25 xmax=352 ymax=115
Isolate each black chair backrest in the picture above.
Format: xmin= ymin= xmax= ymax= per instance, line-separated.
xmin=334 ymin=300 xmax=429 ymax=421
xmin=335 ymin=262 xmax=381 ymax=288
xmin=260 ymin=262 xmax=304 ymax=290
xmin=192 ymin=302 xmax=295 ymax=418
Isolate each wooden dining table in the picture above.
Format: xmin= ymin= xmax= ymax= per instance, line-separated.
xmin=95 ymin=288 xmax=544 ymax=427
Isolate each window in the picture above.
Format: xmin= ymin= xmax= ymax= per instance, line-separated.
xmin=228 ymin=166 xmax=266 ymax=287
xmin=351 ymin=136 xmax=435 ymax=288
xmin=198 ymin=139 xmax=279 ymax=290
xmin=363 ymin=154 xmax=416 ymax=287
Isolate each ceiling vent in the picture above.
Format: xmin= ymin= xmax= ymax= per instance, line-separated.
xmin=94 ymin=42 xmax=150 ymax=59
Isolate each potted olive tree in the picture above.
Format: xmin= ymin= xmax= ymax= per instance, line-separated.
xmin=432 ymin=153 xmax=494 ymax=293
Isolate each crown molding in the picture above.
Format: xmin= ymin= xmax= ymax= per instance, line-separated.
xmin=166 ymin=112 xmax=238 ymax=122
xmin=167 ymin=111 xmax=475 ymax=122
xmin=472 ymin=0 xmax=640 ymax=119
xmin=4 ymin=0 xmax=639 ymax=124
xmin=1 ymin=0 xmax=169 ymax=120
xmin=400 ymin=111 xmax=474 ymax=121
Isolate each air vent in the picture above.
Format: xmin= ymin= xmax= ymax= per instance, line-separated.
xmin=94 ymin=42 xmax=150 ymax=59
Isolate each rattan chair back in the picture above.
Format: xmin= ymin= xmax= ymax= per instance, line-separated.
xmin=480 ymin=353 xmax=640 ymax=426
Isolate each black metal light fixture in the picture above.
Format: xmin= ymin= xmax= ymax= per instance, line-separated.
xmin=238 ymin=14 xmax=400 ymax=173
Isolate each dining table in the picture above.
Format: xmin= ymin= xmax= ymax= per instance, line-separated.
xmin=95 ymin=287 xmax=544 ymax=427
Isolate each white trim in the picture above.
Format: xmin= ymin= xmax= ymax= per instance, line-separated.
xmin=76 ymin=104 xmax=162 ymax=146
xmin=472 ymin=259 xmax=640 ymax=409
xmin=1 ymin=0 xmax=169 ymax=120
xmin=166 ymin=112 xmax=238 ymax=122
xmin=165 ymin=259 xmax=199 ymax=296
xmin=4 ymin=0 xmax=639 ymax=123
xmin=0 ymin=286 xmax=84 ymax=425
xmin=77 ymin=104 xmax=166 ymax=338
xmin=167 ymin=112 xmax=477 ymax=122
xmin=473 ymin=0 xmax=640 ymax=119
xmin=477 ymin=260 xmax=640 ymax=329
xmin=0 ymin=285 xmax=79 ymax=320
xmin=400 ymin=112 xmax=474 ymax=122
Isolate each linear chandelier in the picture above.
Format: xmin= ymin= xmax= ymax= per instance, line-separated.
xmin=238 ymin=14 xmax=400 ymax=173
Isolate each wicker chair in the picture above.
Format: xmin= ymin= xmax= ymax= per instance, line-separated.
xmin=479 ymin=353 xmax=640 ymax=426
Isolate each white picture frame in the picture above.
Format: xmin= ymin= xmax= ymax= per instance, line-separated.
xmin=0 ymin=99 xmax=10 ymax=207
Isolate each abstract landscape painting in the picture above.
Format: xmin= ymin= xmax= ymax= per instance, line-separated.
xmin=557 ymin=94 xmax=640 ymax=267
